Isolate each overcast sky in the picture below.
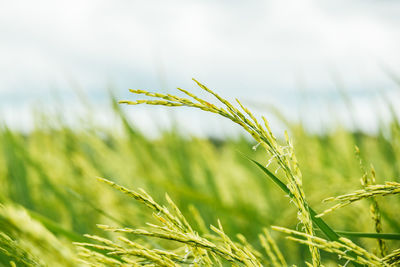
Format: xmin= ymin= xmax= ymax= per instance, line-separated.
xmin=1 ymin=0 xmax=400 ymax=134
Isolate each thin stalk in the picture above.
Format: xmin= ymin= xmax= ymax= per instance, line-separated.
xmin=247 ymin=156 xmax=363 ymax=267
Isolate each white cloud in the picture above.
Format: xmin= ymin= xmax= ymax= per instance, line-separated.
xmin=1 ymin=0 xmax=400 ymax=133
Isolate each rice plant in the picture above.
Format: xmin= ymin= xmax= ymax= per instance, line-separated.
xmin=0 ymin=79 xmax=400 ymax=266
xmin=116 ymin=79 xmax=400 ymax=266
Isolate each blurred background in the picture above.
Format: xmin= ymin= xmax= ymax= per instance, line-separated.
xmin=1 ymin=1 xmax=400 ymax=266
xmin=2 ymin=0 xmax=400 ymax=135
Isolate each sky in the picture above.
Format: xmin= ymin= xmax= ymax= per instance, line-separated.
xmin=1 ymin=0 xmax=400 ymax=135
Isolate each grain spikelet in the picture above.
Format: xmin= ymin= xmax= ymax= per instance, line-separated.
xmin=120 ymin=79 xmax=321 ymax=266
xmin=318 ymin=182 xmax=400 ymax=217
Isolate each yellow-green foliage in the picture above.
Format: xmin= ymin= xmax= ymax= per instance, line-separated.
xmin=75 ymin=178 xmax=265 ymax=266
xmin=0 ymin=80 xmax=400 ymax=266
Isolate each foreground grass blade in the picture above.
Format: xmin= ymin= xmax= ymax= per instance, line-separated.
xmin=247 ymin=157 xmax=339 ymax=241
xmin=247 ymin=157 xmax=365 ymax=267
xmin=336 ymin=231 xmax=400 ymax=240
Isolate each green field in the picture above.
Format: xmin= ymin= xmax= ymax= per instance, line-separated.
xmin=1 ymin=81 xmax=399 ymax=266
